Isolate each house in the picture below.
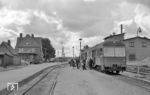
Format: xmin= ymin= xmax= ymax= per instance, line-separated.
xmin=0 ymin=40 xmax=20 ymax=67
xmin=123 ymin=36 xmax=150 ymax=61
xmin=15 ymin=33 xmax=43 ymax=64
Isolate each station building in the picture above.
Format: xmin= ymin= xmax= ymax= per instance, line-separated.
xmin=15 ymin=33 xmax=43 ymax=64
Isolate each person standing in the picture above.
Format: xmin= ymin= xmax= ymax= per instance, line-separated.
xmin=72 ymin=59 xmax=76 ymax=69
xmin=89 ymin=57 xmax=94 ymax=70
xmin=68 ymin=59 xmax=72 ymax=67
xmin=86 ymin=57 xmax=90 ymax=70
xmin=76 ymin=58 xmax=80 ymax=69
xmin=82 ymin=59 xmax=86 ymax=70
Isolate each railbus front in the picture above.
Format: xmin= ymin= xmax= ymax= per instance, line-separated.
xmin=94 ymin=41 xmax=126 ymax=74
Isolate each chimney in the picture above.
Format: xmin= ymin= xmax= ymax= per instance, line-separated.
xmin=121 ymin=24 xmax=123 ymax=34
xmin=31 ymin=34 xmax=34 ymax=37
xmin=20 ymin=33 xmax=23 ymax=38
xmin=8 ymin=40 xmax=11 ymax=46
xmin=113 ymin=32 xmax=116 ymax=35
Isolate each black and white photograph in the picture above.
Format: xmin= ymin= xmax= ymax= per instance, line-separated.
xmin=0 ymin=0 xmax=150 ymax=95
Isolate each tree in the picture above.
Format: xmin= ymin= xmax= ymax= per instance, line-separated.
xmin=42 ymin=38 xmax=55 ymax=61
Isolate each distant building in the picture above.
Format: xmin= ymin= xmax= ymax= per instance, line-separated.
xmin=15 ymin=33 xmax=43 ymax=64
xmin=124 ymin=36 xmax=150 ymax=61
xmin=0 ymin=40 xmax=20 ymax=67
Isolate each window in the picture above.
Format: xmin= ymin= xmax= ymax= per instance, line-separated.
xmin=115 ymin=47 xmax=125 ymax=57
xmin=142 ymin=42 xmax=147 ymax=47
xmin=129 ymin=54 xmax=136 ymax=61
xmin=104 ymin=47 xmax=125 ymax=57
xmin=92 ymin=50 xmax=96 ymax=57
xmin=31 ymin=48 xmax=35 ymax=52
xmin=19 ymin=48 xmax=23 ymax=53
xmin=19 ymin=48 xmax=21 ymax=53
xmin=99 ymin=48 xmax=103 ymax=56
xmin=129 ymin=42 xmax=134 ymax=47
xmin=104 ymin=48 xmax=115 ymax=57
xmin=100 ymin=48 xmax=103 ymax=52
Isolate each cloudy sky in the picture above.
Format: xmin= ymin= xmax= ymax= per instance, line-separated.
xmin=0 ymin=0 xmax=150 ymax=57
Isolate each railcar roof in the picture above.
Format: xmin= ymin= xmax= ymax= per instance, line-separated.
xmin=103 ymin=41 xmax=125 ymax=47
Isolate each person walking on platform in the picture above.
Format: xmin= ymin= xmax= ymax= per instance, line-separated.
xmin=72 ymin=59 xmax=76 ymax=69
xmin=86 ymin=57 xmax=90 ymax=70
xmin=70 ymin=59 xmax=75 ymax=69
xmin=82 ymin=59 xmax=86 ymax=70
xmin=89 ymin=57 xmax=94 ymax=70
xmin=68 ymin=59 xmax=72 ymax=67
xmin=76 ymin=58 xmax=80 ymax=69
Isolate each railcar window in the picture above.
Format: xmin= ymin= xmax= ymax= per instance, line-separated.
xmin=115 ymin=48 xmax=125 ymax=57
xmin=104 ymin=47 xmax=125 ymax=57
xmin=103 ymin=48 xmax=115 ymax=57
xmin=100 ymin=48 xmax=103 ymax=52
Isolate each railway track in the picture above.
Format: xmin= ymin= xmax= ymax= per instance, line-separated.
xmin=9 ymin=64 xmax=65 ymax=95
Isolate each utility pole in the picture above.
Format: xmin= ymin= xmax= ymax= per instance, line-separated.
xmin=79 ymin=38 xmax=82 ymax=60
xmin=61 ymin=41 xmax=65 ymax=58
xmin=72 ymin=46 xmax=74 ymax=58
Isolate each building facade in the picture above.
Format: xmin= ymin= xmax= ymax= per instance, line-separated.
xmin=0 ymin=40 xmax=20 ymax=67
xmin=124 ymin=37 xmax=150 ymax=61
xmin=15 ymin=33 xmax=43 ymax=64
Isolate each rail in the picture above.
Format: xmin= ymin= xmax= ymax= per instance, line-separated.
xmin=126 ymin=65 xmax=150 ymax=76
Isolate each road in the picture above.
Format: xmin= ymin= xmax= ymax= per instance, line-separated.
xmin=8 ymin=65 xmax=150 ymax=95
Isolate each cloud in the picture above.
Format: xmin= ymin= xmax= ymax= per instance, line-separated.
xmin=84 ymin=0 xmax=96 ymax=2
xmin=0 ymin=7 xmax=31 ymax=26
xmin=0 ymin=26 xmax=18 ymax=46
xmin=133 ymin=4 xmax=150 ymax=35
xmin=1 ymin=0 xmax=150 ymax=56
xmin=126 ymin=0 xmax=150 ymax=7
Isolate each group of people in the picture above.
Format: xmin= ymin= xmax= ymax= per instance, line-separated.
xmin=68 ymin=57 xmax=95 ymax=70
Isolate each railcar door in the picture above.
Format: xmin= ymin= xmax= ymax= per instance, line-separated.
xmin=94 ymin=48 xmax=104 ymax=70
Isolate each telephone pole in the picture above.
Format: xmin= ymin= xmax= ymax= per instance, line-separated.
xmin=79 ymin=38 xmax=82 ymax=59
xmin=61 ymin=42 xmax=65 ymax=57
xmin=72 ymin=46 xmax=74 ymax=58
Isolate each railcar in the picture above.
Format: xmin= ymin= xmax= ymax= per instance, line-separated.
xmin=81 ymin=41 xmax=126 ymax=74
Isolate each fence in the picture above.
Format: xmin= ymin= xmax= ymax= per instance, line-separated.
xmin=126 ymin=65 xmax=150 ymax=76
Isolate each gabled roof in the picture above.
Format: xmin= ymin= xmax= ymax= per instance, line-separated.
xmin=15 ymin=35 xmax=42 ymax=48
xmin=124 ymin=36 xmax=150 ymax=41
xmin=103 ymin=41 xmax=125 ymax=47
xmin=0 ymin=42 xmax=17 ymax=56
